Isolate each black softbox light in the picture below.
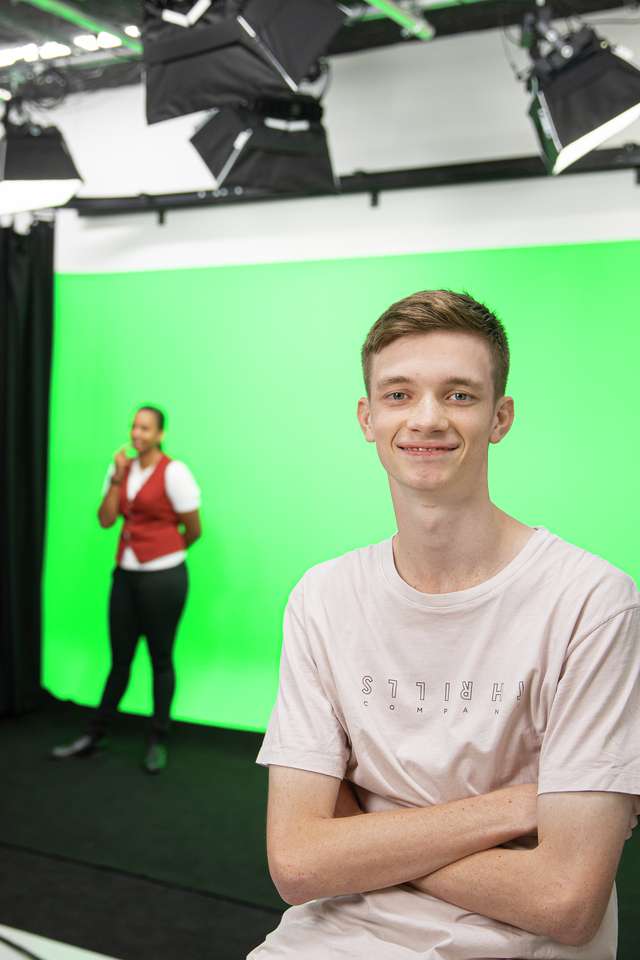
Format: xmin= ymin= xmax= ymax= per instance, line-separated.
xmin=0 ymin=120 xmax=82 ymax=214
xmin=190 ymin=96 xmax=336 ymax=193
xmin=528 ymin=32 xmax=640 ymax=173
xmin=143 ymin=0 xmax=346 ymax=124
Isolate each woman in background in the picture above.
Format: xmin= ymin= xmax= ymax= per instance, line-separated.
xmin=52 ymin=405 xmax=201 ymax=774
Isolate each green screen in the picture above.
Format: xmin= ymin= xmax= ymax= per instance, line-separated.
xmin=44 ymin=239 xmax=639 ymax=731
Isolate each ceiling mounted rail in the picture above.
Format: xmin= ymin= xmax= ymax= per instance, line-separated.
xmin=65 ymin=144 xmax=640 ymax=225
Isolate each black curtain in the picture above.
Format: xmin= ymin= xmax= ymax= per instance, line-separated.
xmin=0 ymin=220 xmax=54 ymax=716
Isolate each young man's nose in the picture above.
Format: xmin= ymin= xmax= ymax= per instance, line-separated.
xmin=405 ymin=398 xmax=449 ymax=432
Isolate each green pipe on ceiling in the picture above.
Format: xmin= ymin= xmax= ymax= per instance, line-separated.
xmin=18 ymin=0 xmax=512 ymax=60
xmin=360 ymin=0 xmax=502 ymax=22
xmin=16 ymin=0 xmax=143 ymax=54
xmin=364 ymin=0 xmax=435 ymax=39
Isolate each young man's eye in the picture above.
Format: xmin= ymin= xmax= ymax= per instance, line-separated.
xmin=387 ymin=392 xmax=407 ymax=401
xmin=451 ymin=392 xmax=472 ymax=402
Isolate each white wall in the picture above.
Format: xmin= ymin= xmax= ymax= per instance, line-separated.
xmin=52 ymin=13 xmax=640 ymax=273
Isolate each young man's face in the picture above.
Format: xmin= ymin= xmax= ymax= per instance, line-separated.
xmin=357 ymin=331 xmax=513 ymax=499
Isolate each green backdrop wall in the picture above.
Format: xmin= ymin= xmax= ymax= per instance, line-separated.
xmin=44 ymin=239 xmax=639 ymax=732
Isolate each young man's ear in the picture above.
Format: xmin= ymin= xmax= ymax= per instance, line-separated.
xmin=357 ymin=397 xmax=376 ymax=443
xmin=489 ymin=396 xmax=515 ymax=445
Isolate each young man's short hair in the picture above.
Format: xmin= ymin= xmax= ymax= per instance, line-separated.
xmin=361 ymin=290 xmax=510 ymax=402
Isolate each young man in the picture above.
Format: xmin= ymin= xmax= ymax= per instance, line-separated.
xmin=249 ymin=290 xmax=640 ymax=959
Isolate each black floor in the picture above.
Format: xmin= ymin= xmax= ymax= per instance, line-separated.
xmin=1 ymin=846 xmax=281 ymax=960
xmin=0 ymin=699 xmax=285 ymax=959
xmin=2 ymin=699 xmax=639 ymax=959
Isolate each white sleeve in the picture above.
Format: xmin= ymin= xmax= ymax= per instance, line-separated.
xmin=165 ymin=460 xmax=201 ymax=513
xmin=101 ymin=463 xmax=115 ymax=498
xmin=256 ymin=578 xmax=350 ymax=778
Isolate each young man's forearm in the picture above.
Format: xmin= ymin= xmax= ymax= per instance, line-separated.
xmin=334 ymin=782 xmax=596 ymax=946
xmin=409 ymin=843 xmax=576 ymax=944
xmin=332 ymin=782 xmax=563 ymax=939
xmin=277 ymin=782 xmax=535 ymax=905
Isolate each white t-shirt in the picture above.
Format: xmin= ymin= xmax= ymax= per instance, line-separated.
xmin=251 ymin=526 xmax=640 ymax=960
xmin=103 ymin=458 xmax=201 ymax=571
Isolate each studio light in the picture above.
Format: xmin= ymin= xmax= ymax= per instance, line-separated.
xmin=523 ymin=9 xmax=640 ymax=174
xmin=97 ymin=32 xmax=122 ymax=49
xmin=143 ymin=0 xmax=346 ymax=124
xmin=190 ymin=95 xmax=336 ymax=192
xmin=73 ymin=34 xmax=100 ymax=52
xmin=0 ymin=117 xmax=82 ymax=215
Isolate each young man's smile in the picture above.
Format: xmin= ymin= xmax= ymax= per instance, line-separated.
xmin=396 ymin=443 xmax=460 ymax=457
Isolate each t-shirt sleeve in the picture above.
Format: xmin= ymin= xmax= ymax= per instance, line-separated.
xmin=256 ymin=577 xmax=350 ymax=779
xmin=538 ymin=601 xmax=640 ymax=796
xmin=165 ymin=461 xmax=201 ymax=513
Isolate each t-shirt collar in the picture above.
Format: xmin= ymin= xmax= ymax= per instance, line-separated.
xmin=379 ymin=525 xmax=553 ymax=610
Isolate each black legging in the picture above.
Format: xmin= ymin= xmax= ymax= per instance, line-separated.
xmin=90 ymin=563 xmax=188 ymax=739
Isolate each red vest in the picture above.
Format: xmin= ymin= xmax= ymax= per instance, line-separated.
xmin=116 ymin=454 xmax=185 ymax=564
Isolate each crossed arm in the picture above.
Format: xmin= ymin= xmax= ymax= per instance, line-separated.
xmin=266 ymin=765 xmax=638 ymax=947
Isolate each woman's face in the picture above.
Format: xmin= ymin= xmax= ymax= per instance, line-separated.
xmin=130 ymin=410 xmax=163 ymax=454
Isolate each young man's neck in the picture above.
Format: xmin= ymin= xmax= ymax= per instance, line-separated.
xmin=390 ymin=487 xmax=533 ymax=595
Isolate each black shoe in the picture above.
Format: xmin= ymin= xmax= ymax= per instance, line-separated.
xmin=51 ymin=734 xmax=106 ymax=759
xmin=143 ymin=741 xmax=167 ymax=775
